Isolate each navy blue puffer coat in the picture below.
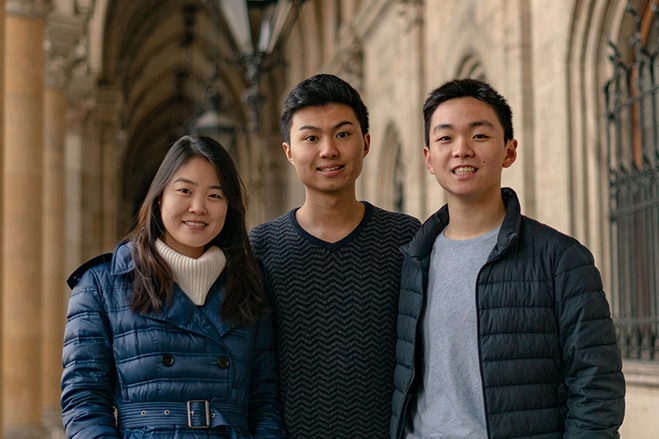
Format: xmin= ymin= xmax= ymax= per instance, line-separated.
xmin=391 ymin=188 xmax=625 ymax=439
xmin=61 ymin=241 xmax=284 ymax=438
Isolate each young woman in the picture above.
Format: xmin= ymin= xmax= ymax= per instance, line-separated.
xmin=61 ymin=135 xmax=284 ymax=438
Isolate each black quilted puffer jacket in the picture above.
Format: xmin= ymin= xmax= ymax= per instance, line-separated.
xmin=391 ymin=188 xmax=625 ymax=439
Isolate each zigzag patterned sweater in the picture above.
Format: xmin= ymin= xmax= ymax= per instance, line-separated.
xmin=249 ymin=202 xmax=420 ymax=439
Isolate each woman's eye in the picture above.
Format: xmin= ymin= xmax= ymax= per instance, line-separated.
xmin=209 ymin=193 xmax=224 ymax=200
xmin=177 ymin=187 xmax=191 ymax=194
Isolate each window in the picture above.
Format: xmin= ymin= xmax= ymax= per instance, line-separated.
xmin=605 ymin=2 xmax=659 ymax=360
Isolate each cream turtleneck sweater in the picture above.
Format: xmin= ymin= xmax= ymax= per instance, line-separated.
xmin=155 ymin=239 xmax=226 ymax=305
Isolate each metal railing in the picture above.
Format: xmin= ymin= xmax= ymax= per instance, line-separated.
xmin=604 ymin=3 xmax=659 ymax=360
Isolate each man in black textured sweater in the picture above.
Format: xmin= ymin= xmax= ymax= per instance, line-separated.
xmin=249 ymin=74 xmax=420 ymax=438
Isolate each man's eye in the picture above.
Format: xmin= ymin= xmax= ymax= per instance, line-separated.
xmin=437 ymin=136 xmax=451 ymax=142
xmin=474 ymin=134 xmax=489 ymax=139
xmin=336 ymin=131 xmax=349 ymax=139
xmin=304 ymin=135 xmax=318 ymax=142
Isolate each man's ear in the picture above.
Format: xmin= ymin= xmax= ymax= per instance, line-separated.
xmin=424 ymin=146 xmax=435 ymax=174
xmin=283 ymin=142 xmax=294 ymax=164
xmin=363 ymin=133 xmax=371 ymax=157
xmin=502 ymin=139 xmax=517 ymax=168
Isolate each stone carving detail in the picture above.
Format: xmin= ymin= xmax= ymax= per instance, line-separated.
xmin=336 ymin=32 xmax=364 ymax=91
xmin=6 ymin=0 xmax=48 ymax=17
xmin=45 ymin=11 xmax=89 ymax=90
xmin=396 ymin=0 xmax=424 ymax=32
xmin=46 ymin=53 xmax=68 ymax=89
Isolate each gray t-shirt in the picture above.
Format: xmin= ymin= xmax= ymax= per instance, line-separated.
xmin=406 ymin=226 xmax=499 ymax=439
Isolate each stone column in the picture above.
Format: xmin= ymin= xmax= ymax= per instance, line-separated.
xmin=2 ymin=1 xmax=46 ymax=438
xmin=63 ymin=105 xmax=85 ymax=280
xmin=42 ymin=10 xmax=81 ymax=435
xmin=42 ymin=81 xmax=65 ymax=439
xmin=94 ymin=85 xmax=121 ymax=249
xmin=0 ymin=0 xmax=5 ymax=436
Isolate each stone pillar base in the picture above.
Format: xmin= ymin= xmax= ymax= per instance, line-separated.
xmin=42 ymin=407 xmax=65 ymax=439
xmin=3 ymin=424 xmax=46 ymax=439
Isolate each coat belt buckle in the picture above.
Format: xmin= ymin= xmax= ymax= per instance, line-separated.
xmin=186 ymin=400 xmax=210 ymax=428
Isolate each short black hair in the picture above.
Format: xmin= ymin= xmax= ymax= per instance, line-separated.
xmin=280 ymin=73 xmax=369 ymax=144
xmin=423 ymin=78 xmax=513 ymax=146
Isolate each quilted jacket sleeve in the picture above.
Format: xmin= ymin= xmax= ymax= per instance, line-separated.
xmin=248 ymin=275 xmax=285 ymax=438
xmin=61 ymin=268 xmax=120 ymax=439
xmin=556 ymin=242 xmax=625 ymax=438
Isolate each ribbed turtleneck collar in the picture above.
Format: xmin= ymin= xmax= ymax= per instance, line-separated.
xmin=155 ymin=239 xmax=226 ymax=306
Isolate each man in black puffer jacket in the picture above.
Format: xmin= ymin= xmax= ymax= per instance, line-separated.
xmin=391 ymin=79 xmax=625 ymax=439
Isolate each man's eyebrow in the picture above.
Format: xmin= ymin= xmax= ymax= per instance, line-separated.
xmin=470 ymin=120 xmax=495 ymax=129
xmin=432 ymin=123 xmax=453 ymax=135
xmin=298 ymin=120 xmax=354 ymax=131
xmin=432 ymin=119 xmax=495 ymax=134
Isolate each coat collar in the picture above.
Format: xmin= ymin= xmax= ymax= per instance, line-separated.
xmin=402 ymin=187 xmax=522 ymax=263
xmin=111 ymin=240 xmax=234 ymax=341
xmin=139 ymin=282 xmax=234 ymax=341
xmin=111 ymin=240 xmax=134 ymax=275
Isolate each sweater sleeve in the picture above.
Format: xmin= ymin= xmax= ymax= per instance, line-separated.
xmin=556 ymin=242 xmax=625 ymax=438
xmin=61 ymin=268 xmax=120 ymax=439
xmin=248 ymin=274 xmax=285 ymax=438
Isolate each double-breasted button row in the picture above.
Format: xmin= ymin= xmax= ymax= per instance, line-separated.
xmin=160 ymin=354 xmax=230 ymax=369
xmin=161 ymin=354 xmax=174 ymax=367
xmin=217 ymin=356 xmax=230 ymax=369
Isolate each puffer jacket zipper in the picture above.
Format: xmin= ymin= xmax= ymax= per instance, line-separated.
xmin=474 ymin=230 xmax=518 ymax=439
xmin=397 ymin=253 xmax=427 ymax=439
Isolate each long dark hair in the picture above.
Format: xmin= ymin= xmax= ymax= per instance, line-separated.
xmin=127 ymin=135 xmax=263 ymax=326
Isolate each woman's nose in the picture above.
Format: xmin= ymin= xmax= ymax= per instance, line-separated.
xmin=188 ymin=195 xmax=208 ymax=213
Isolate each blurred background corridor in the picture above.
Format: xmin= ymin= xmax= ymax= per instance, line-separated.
xmin=0 ymin=0 xmax=658 ymax=437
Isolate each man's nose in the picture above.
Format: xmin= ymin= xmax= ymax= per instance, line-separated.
xmin=319 ymin=137 xmax=339 ymax=158
xmin=452 ymin=137 xmax=474 ymax=158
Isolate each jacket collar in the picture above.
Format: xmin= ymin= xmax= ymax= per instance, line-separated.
xmin=140 ymin=282 xmax=233 ymax=341
xmin=492 ymin=188 xmax=521 ymax=260
xmin=110 ymin=240 xmax=135 ymax=275
xmin=402 ymin=187 xmax=522 ymax=262
xmin=110 ymin=240 xmax=233 ymax=341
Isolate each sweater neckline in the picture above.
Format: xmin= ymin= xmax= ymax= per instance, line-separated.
xmin=155 ymin=239 xmax=226 ymax=305
xmin=288 ymin=201 xmax=373 ymax=251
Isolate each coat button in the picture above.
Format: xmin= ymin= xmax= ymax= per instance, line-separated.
xmin=217 ymin=356 xmax=230 ymax=369
xmin=161 ymin=354 xmax=174 ymax=367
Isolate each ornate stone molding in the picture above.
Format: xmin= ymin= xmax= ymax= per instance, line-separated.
xmin=336 ymin=33 xmax=364 ymax=91
xmin=65 ymin=100 xmax=91 ymax=127
xmin=94 ymin=83 xmax=121 ymax=125
xmin=396 ymin=0 xmax=424 ymax=32
xmin=45 ymin=54 xmax=68 ymax=89
xmin=6 ymin=0 xmax=48 ymax=18
xmin=74 ymin=0 xmax=93 ymax=16
xmin=45 ymin=11 xmax=88 ymax=89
